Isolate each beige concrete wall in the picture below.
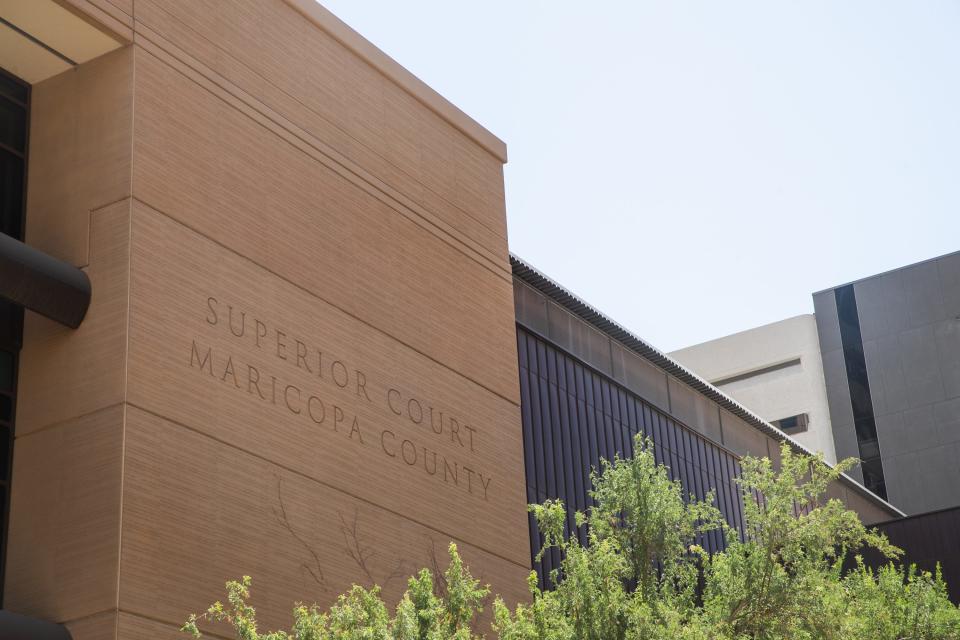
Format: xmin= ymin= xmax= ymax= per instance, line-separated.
xmin=7 ymin=3 xmax=528 ymax=639
xmin=670 ymin=315 xmax=838 ymax=464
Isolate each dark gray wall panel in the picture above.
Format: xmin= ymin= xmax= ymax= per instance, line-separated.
xmin=815 ymin=255 xmax=960 ymax=512
xmin=939 ymin=253 xmax=960 ymax=319
xmin=813 ymin=290 xmax=843 ymax=352
xmin=873 ymin=334 xmax=909 ymax=414
xmin=935 ymin=319 xmax=960 ymax=399
xmin=900 ymin=260 xmax=947 ymax=329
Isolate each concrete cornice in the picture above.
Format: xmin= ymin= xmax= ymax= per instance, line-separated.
xmin=283 ymin=0 xmax=508 ymax=163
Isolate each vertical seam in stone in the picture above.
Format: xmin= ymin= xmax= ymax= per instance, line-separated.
xmin=114 ymin=38 xmax=136 ymax=627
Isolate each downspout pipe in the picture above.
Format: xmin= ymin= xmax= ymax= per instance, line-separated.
xmin=0 ymin=232 xmax=91 ymax=329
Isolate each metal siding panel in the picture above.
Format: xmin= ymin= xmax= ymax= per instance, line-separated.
xmin=519 ymin=364 xmax=536 ymax=497
xmin=557 ymin=350 xmax=569 ymax=391
xmin=666 ymin=417 xmax=679 ymax=456
xmin=654 ymin=414 xmax=668 ymax=468
xmin=546 ymin=344 xmax=558 ymax=386
xmin=732 ymin=457 xmax=749 ymax=539
xmin=865 ymin=506 xmax=960 ymax=603
xmin=669 ymin=451 xmax=681 ymax=483
xmin=538 ymin=376 xmax=557 ymax=498
xmin=616 ymin=388 xmax=628 ymax=429
xmin=602 ymin=381 xmax=613 ymax=420
xmin=574 ymin=359 xmax=585 ymax=402
xmin=585 ymin=398 xmax=600 ymax=479
xmin=553 ymin=382 xmax=577 ymax=537
xmin=547 ymin=380 xmax=567 ymax=504
xmin=527 ymin=366 xmax=546 ymax=500
xmin=620 ymin=423 xmax=634 ymax=460
xmin=565 ymin=391 xmax=587 ymax=543
xmin=528 ymin=510 xmax=544 ymax=590
xmin=626 ymin=396 xmax=639 ymax=436
xmin=536 ymin=339 xmax=548 ymax=380
xmin=606 ymin=405 xmax=622 ymax=461
xmin=641 ymin=403 xmax=654 ymax=440
xmin=577 ymin=397 xmax=595 ymax=513
xmin=518 ymin=328 xmax=843 ymax=583
xmin=593 ymin=376 xmax=604 ymax=415
xmin=714 ymin=449 xmax=736 ymax=526
xmin=527 ymin=333 xmax=540 ymax=377
xmin=599 ymin=406 xmax=614 ymax=464
xmin=517 ymin=331 xmax=529 ymax=371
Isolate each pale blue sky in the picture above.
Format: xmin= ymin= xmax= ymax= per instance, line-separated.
xmin=321 ymin=1 xmax=960 ymax=352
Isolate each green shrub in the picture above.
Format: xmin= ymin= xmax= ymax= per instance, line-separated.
xmin=184 ymin=436 xmax=960 ymax=639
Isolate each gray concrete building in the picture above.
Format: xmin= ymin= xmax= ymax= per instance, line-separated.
xmin=814 ymin=250 xmax=960 ymax=514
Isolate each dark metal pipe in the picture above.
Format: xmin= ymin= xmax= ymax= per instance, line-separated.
xmin=0 ymin=610 xmax=72 ymax=640
xmin=0 ymin=233 xmax=91 ymax=329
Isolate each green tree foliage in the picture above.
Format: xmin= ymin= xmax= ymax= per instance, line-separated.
xmin=182 ymin=543 xmax=488 ymax=640
xmin=184 ymin=436 xmax=960 ymax=639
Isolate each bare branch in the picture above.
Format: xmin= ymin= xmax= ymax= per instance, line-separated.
xmin=272 ymin=475 xmax=329 ymax=592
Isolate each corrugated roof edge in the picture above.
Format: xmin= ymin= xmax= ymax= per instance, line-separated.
xmin=510 ymin=253 xmax=906 ymax=519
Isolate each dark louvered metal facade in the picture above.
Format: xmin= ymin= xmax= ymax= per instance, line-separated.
xmin=518 ymin=326 xmax=749 ymax=586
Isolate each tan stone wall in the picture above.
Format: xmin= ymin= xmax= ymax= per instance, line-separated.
xmin=6 ymin=3 xmax=527 ymax=639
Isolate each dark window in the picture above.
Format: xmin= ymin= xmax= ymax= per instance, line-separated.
xmin=0 ymin=65 xmax=27 ymax=607
xmin=835 ymin=285 xmax=887 ymax=499
xmin=774 ymin=413 xmax=809 ymax=435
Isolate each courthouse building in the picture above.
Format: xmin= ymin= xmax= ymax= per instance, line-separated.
xmin=0 ymin=1 xmax=907 ymax=638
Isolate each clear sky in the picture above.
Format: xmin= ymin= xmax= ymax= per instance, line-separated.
xmin=321 ymin=0 xmax=960 ymax=352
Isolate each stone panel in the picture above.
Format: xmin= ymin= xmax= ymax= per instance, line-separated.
xmin=899 ymin=325 xmax=946 ymax=409
xmin=879 ymin=406 xmax=937 ymax=456
xmin=933 ymin=396 xmax=960 ymax=446
xmin=131 ymin=0 xmax=508 ymax=257
xmin=831 ymin=421 xmax=861 ymax=467
xmin=4 ymin=406 xmax=123 ymax=622
xmin=853 ymin=276 xmax=893 ymax=342
xmin=25 ymin=46 xmax=131 ymax=266
xmin=117 ymin=614 xmax=180 ymax=640
xmin=855 ymin=271 xmax=911 ymax=338
xmin=65 ymin=611 xmax=118 ymax=640
xmin=125 ymin=202 xmax=528 ymax=566
xmin=812 ymin=290 xmax=842 ymax=353
xmin=939 ymin=253 xmax=960 ymax=319
xmin=16 ymin=200 xmax=130 ymax=433
xmin=880 ymin=452 xmax=912 ymax=513
xmin=117 ymin=406 xmax=530 ymax=632
xmin=820 ymin=347 xmax=856 ymax=445
xmin=934 ymin=318 xmax=960 ymax=400
xmin=130 ymin=46 xmax=519 ymax=403
xmin=885 ymin=444 xmax=960 ymax=515
xmin=901 ymin=260 xmax=947 ymax=330
xmin=874 ymin=334 xmax=909 ymax=414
